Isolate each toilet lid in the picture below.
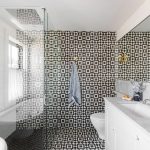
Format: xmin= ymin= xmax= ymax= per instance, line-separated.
xmin=91 ymin=113 xmax=105 ymax=120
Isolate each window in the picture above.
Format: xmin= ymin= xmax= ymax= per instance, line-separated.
xmin=8 ymin=41 xmax=23 ymax=104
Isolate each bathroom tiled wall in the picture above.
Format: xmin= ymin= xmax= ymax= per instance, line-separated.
xmin=17 ymin=31 xmax=150 ymax=129
xmin=118 ymin=32 xmax=150 ymax=81
xmin=16 ymin=30 xmax=45 ymax=129
xmin=45 ymin=31 xmax=116 ymax=128
xmin=17 ymin=9 xmax=42 ymax=25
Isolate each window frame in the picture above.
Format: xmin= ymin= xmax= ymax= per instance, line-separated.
xmin=8 ymin=41 xmax=23 ymax=70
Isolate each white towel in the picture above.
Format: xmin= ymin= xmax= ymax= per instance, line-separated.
xmin=68 ymin=62 xmax=81 ymax=107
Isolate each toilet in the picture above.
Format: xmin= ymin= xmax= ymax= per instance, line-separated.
xmin=90 ymin=113 xmax=105 ymax=140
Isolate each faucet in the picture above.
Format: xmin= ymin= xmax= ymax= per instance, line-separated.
xmin=142 ymin=99 xmax=150 ymax=104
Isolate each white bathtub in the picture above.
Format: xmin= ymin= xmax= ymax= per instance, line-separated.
xmin=0 ymin=98 xmax=44 ymax=139
xmin=0 ymin=105 xmax=16 ymax=139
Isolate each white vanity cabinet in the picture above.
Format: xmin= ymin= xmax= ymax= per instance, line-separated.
xmin=114 ymin=109 xmax=136 ymax=150
xmin=134 ymin=131 xmax=150 ymax=150
xmin=105 ymin=100 xmax=150 ymax=150
xmin=105 ymin=100 xmax=116 ymax=150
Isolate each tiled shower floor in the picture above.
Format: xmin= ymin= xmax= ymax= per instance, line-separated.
xmin=6 ymin=129 xmax=44 ymax=150
xmin=6 ymin=128 xmax=105 ymax=150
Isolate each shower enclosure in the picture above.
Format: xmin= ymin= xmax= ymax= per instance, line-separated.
xmin=0 ymin=6 xmax=106 ymax=150
xmin=0 ymin=7 xmax=51 ymax=150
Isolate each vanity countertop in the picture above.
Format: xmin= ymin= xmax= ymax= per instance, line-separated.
xmin=104 ymin=97 xmax=150 ymax=138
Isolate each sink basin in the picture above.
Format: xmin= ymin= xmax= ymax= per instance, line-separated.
xmin=121 ymin=103 xmax=150 ymax=119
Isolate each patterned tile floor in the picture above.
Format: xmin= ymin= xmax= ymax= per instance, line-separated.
xmin=6 ymin=129 xmax=45 ymax=150
xmin=6 ymin=128 xmax=105 ymax=150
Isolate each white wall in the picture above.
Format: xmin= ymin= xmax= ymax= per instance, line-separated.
xmin=0 ymin=17 xmax=16 ymax=138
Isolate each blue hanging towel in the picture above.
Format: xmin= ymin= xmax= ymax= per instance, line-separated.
xmin=68 ymin=61 xmax=81 ymax=107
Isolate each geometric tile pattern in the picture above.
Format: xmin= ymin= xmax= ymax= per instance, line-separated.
xmin=6 ymin=127 xmax=105 ymax=150
xmin=45 ymin=31 xmax=116 ymax=128
xmin=16 ymin=30 xmax=45 ymax=129
xmin=6 ymin=129 xmax=44 ymax=150
xmin=17 ymin=9 xmax=42 ymax=25
xmin=118 ymin=32 xmax=150 ymax=81
xmin=49 ymin=127 xmax=105 ymax=150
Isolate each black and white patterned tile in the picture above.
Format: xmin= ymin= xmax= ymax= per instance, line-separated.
xmin=6 ymin=127 xmax=104 ymax=150
xmin=45 ymin=31 xmax=116 ymax=128
xmin=16 ymin=30 xmax=116 ymax=130
xmin=6 ymin=129 xmax=45 ymax=150
xmin=16 ymin=30 xmax=45 ymax=129
xmin=17 ymin=9 xmax=42 ymax=25
xmin=16 ymin=30 xmax=150 ymax=129
xmin=118 ymin=32 xmax=150 ymax=81
xmin=49 ymin=127 xmax=105 ymax=150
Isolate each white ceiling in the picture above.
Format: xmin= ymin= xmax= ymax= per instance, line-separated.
xmin=0 ymin=0 xmax=146 ymax=31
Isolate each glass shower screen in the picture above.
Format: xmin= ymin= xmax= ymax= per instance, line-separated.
xmin=0 ymin=7 xmax=47 ymax=150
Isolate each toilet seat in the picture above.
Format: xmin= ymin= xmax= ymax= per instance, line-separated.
xmin=90 ymin=112 xmax=105 ymax=140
